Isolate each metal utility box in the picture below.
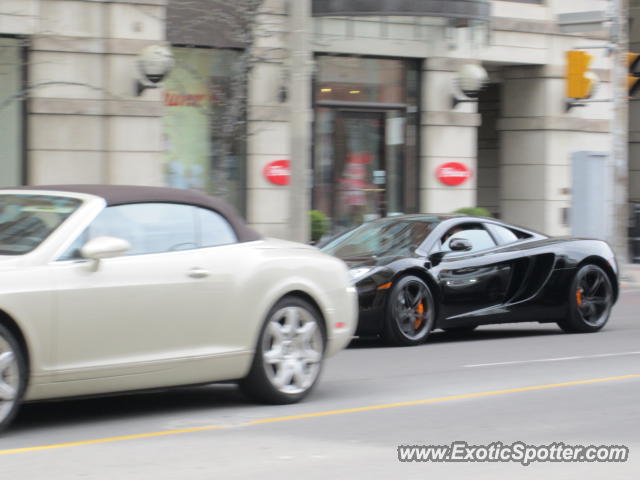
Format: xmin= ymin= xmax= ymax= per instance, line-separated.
xmin=570 ymin=151 xmax=611 ymax=241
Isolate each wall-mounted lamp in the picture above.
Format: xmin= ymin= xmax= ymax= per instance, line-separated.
xmin=451 ymin=63 xmax=489 ymax=108
xmin=135 ymin=45 xmax=174 ymax=96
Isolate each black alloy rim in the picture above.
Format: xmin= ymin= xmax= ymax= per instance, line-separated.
xmin=575 ymin=267 xmax=612 ymax=327
xmin=393 ymin=280 xmax=430 ymax=340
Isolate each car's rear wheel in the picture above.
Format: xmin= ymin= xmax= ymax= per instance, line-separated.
xmin=558 ymin=264 xmax=614 ymax=333
xmin=0 ymin=324 xmax=27 ymax=433
xmin=240 ymin=297 xmax=325 ymax=404
xmin=383 ymin=276 xmax=435 ymax=346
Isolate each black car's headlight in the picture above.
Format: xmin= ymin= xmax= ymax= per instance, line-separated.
xmin=348 ymin=267 xmax=375 ymax=282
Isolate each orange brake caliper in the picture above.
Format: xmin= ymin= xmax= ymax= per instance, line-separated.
xmin=576 ymin=288 xmax=583 ymax=306
xmin=414 ymin=302 xmax=425 ymax=329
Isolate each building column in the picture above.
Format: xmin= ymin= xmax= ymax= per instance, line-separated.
xmin=420 ymin=58 xmax=481 ymax=214
xmin=245 ymin=1 xmax=295 ymax=239
xmin=499 ymin=65 xmax=611 ymax=236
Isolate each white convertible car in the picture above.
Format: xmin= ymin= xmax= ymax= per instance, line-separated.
xmin=0 ymin=185 xmax=357 ymax=431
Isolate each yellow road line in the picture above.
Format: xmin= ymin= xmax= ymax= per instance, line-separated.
xmin=2 ymin=373 xmax=639 ymax=456
xmin=0 ymin=425 xmax=226 ymax=455
xmin=248 ymin=374 xmax=640 ymax=425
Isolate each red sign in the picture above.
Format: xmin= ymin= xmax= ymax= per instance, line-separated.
xmin=436 ymin=162 xmax=472 ymax=186
xmin=263 ymin=159 xmax=290 ymax=185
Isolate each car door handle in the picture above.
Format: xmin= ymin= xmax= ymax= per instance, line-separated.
xmin=188 ymin=267 xmax=210 ymax=279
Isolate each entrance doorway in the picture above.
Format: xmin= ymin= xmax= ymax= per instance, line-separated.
xmin=312 ymin=55 xmax=420 ymax=235
xmin=334 ymin=110 xmax=386 ymax=227
xmin=313 ymin=108 xmax=410 ymax=233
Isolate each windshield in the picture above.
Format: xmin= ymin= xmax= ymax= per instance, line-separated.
xmin=0 ymin=194 xmax=82 ymax=255
xmin=321 ymin=218 xmax=439 ymax=258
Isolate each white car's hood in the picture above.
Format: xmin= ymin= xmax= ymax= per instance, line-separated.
xmin=0 ymin=255 xmax=23 ymax=269
xmin=256 ymin=238 xmax=318 ymax=251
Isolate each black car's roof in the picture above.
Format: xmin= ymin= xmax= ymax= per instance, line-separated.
xmin=369 ymin=214 xmax=464 ymax=222
xmin=5 ymin=184 xmax=262 ymax=243
xmin=350 ymin=213 xmax=545 ymax=239
xmin=373 ymin=213 xmax=548 ymax=238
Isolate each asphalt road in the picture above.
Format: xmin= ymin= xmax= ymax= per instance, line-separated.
xmin=1 ymin=287 xmax=639 ymax=479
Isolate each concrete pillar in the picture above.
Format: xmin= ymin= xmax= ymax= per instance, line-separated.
xmin=499 ymin=65 xmax=611 ymax=236
xmin=27 ymin=0 xmax=166 ymax=186
xmin=245 ymin=1 xmax=291 ymax=238
xmin=420 ymin=58 xmax=481 ymax=214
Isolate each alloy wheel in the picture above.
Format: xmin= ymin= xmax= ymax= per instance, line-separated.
xmin=261 ymin=306 xmax=324 ymax=395
xmin=0 ymin=335 xmax=19 ymax=425
xmin=575 ymin=266 xmax=613 ymax=328
xmin=391 ymin=279 xmax=431 ymax=341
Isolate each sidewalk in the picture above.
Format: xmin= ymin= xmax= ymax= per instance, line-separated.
xmin=621 ymin=263 xmax=640 ymax=287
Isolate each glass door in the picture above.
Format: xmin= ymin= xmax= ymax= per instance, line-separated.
xmin=334 ymin=110 xmax=386 ymax=229
xmin=313 ymin=55 xmax=420 ymax=236
xmin=313 ymin=108 xmax=413 ymax=234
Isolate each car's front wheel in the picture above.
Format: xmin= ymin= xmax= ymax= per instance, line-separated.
xmin=241 ymin=297 xmax=326 ymax=404
xmin=0 ymin=324 xmax=27 ymax=433
xmin=383 ymin=275 xmax=435 ymax=346
xmin=558 ymin=264 xmax=614 ymax=333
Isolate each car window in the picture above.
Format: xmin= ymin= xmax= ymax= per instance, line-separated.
xmin=488 ymin=224 xmax=520 ymax=245
xmin=92 ymin=203 xmax=198 ymax=255
xmin=440 ymin=224 xmax=496 ymax=253
xmin=59 ymin=203 xmax=198 ymax=259
xmin=321 ymin=219 xmax=437 ymax=258
xmin=0 ymin=194 xmax=82 ymax=255
xmin=198 ymin=207 xmax=238 ymax=247
xmin=59 ymin=203 xmax=240 ymax=260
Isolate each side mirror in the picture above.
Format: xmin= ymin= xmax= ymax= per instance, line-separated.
xmin=80 ymin=236 xmax=130 ymax=261
xmin=449 ymin=237 xmax=472 ymax=252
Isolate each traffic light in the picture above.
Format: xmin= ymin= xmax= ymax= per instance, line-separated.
xmin=566 ymin=50 xmax=595 ymax=99
xmin=628 ymin=53 xmax=640 ymax=97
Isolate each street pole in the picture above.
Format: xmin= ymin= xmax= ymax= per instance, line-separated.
xmin=288 ymin=0 xmax=312 ymax=243
xmin=611 ymin=0 xmax=630 ymax=266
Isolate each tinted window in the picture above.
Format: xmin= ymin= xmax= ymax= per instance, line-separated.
xmin=489 ymin=225 xmax=520 ymax=245
xmin=441 ymin=225 xmax=496 ymax=253
xmin=321 ymin=218 xmax=438 ymax=258
xmin=198 ymin=208 xmax=237 ymax=247
xmin=0 ymin=194 xmax=82 ymax=255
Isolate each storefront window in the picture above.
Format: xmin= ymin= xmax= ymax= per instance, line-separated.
xmin=0 ymin=38 xmax=23 ymax=188
xmin=316 ymin=56 xmax=405 ymax=104
xmin=313 ymin=55 xmax=420 ymax=234
xmin=163 ymin=47 xmax=246 ymax=213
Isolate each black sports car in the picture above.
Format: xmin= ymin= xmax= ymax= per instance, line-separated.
xmin=320 ymin=215 xmax=619 ymax=346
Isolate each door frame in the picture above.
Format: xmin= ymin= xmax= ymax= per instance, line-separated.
xmin=312 ymin=104 xmax=407 ymax=233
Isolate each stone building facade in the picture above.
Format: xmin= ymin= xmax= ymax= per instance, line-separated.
xmin=0 ymin=0 xmax=632 ymax=250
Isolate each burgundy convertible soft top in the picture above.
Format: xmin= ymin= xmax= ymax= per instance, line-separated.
xmin=6 ymin=184 xmax=262 ymax=243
